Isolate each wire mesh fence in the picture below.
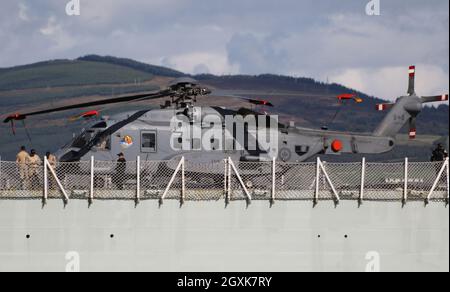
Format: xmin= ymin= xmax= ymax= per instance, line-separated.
xmin=275 ymin=162 xmax=316 ymax=201
xmin=0 ymin=157 xmax=448 ymax=205
xmin=321 ymin=162 xmax=362 ymax=201
xmin=364 ymin=162 xmax=405 ymax=201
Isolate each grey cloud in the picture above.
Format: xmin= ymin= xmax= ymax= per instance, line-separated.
xmin=193 ymin=64 xmax=210 ymax=75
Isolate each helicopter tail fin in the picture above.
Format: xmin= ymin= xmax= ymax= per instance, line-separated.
xmin=373 ymin=98 xmax=417 ymax=139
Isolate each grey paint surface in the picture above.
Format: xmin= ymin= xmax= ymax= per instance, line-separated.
xmin=0 ymin=200 xmax=448 ymax=272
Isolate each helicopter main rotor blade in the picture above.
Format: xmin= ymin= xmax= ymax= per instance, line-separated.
xmin=209 ymin=90 xmax=274 ymax=107
xmin=3 ymin=89 xmax=172 ymax=123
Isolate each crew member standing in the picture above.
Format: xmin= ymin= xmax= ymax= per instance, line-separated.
xmin=431 ymin=143 xmax=448 ymax=179
xmin=27 ymin=149 xmax=42 ymax=190
xmin=114 ymin=153 xmax=127 ymax=190
xmin=431 ymin=143 xmax=448 ymax=162
xmin=46 ymin=152 xmax=57 ymax=169
xmin=16 ymin=146 xmax=30 ymax=189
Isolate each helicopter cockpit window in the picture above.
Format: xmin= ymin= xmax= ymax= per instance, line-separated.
xmin=71 ymin=128 xmax=107 ymax=149
xmin=141 ymin=131 xmax=157 ymax=153
xmin=71 ymin=130 xmax=95 ymax=148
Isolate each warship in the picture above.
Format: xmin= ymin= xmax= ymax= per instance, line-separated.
xmin=0 ymin=68 xmax=448 ymax=272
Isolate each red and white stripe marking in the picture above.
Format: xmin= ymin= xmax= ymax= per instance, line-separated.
xmin=441 ymin=94 xmax=449 ymax=101
xmin=409 ymin=66 xmax=416 ymax=76
xmin=409 ymin=129 xmax=417 ymax=139
xmin=376 ymin=104 xmax=390 ymax=111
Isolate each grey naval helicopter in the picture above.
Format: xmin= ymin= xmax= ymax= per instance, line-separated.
xmin=4 ymin=66 xmax=449 ymax=171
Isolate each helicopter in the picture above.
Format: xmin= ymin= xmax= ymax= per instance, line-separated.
xmin=3 ymin=66 xmax=448 ymax=166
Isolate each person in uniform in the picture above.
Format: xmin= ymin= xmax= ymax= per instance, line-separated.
xmin=16 ymin=146 xmax=30 ymax=189
xmin=113 ymin=153 xmax=127 ymax=190
xmin=27 ymin=149 xmax=42 ymax=190
xmin=431 ymin=143 xmax=448 ymax=179
xmin=431 ymin=143 xmax=448 ymax=162
xmin=46 ymin=152 xmax=57 ymax=168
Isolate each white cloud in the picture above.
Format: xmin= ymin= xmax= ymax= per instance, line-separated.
xmin=18 ymin=2 xmax=30 ymax=22
xmin=160 ymin=52 xmax=239 ymax=75
xmin=39 ymin=16 xmax=77 ymax=51
xmin=39 ymin=16 xmax=59 ymax=36
xmin=330 ymin=65 xmax=449 ymax=101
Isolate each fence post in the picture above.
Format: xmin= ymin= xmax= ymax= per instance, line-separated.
xmin=319 ymin=159 xmax=340 ymax=205
xmin=446 ymin=158 xmax=449 ymax=206
xmin=271 ymin=157 xmax=276 ymax=207
xmin=226 ymin=157 xmax=231 ymax=206
xmin=136 ymin=156 xmax=140 ymax=206
xmin=160 ymin=157 xmax=185 ymax=206
xmin=223 ymin=158 xmax=227 ymax=202
xmin=426 ymin=158 xmax=449 ymax=205
xmin=89 ymin=156 xmax=94 ymax=206
xmin=228 ymin=158 xmax=252 ymax=206
xmin=43 ymin=156 xmax=48 ymax=206
xmin=314 ymin=157 xmax=320 ymax=206
xmin=0 ymin=156 xmax=2 ymax=190
xmin=181 ymin=156 xmax=185 ymax=206
xmin=359 ymin=157 xmax=366 ymax=207
xmin=45 ymin=158 xmax=69 ymax=204
xmin=403 ymin=157 xmax=408 ymax=206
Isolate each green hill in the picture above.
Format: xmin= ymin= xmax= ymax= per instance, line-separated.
xmin=77 ymin=55 xmax=185 ymax=78
xmin=0 ymin=59 xmax=156 ymax=90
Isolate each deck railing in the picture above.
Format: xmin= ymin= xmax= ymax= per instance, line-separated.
xmin=0 ymin=157 xmax=448 ymax=207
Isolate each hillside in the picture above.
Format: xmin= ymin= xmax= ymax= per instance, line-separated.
xmin=77 ymin=55 xmax=184 ymax=78
xmin=0 ymin=60 xmax=157 ymax=91
xmin=0 ymin=55 xmax=448 ymax=161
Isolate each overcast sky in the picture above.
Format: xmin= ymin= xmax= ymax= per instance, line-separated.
xmin=0 ymin=0 xmax=448 ymax=100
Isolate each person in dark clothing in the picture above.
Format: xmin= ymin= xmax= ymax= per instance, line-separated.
xmin=431 ymin=144 xmax=448 ymax=180
xmin=114 ymin=153 xmax=127 ymax=190
xmin=431 ymin=143 xmax=448 ymax=162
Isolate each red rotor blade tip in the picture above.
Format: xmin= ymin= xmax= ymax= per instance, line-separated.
xmin=409 ymin=66 xmax=416 ymax=77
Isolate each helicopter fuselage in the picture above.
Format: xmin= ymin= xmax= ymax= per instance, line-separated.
xmin=55 ymin=105 xmax=396 ymax=167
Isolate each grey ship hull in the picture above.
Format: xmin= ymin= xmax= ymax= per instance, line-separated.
xmin=0 ymin=200 xmax=448 ymax=272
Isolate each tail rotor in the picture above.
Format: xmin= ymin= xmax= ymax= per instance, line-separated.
xmin=374 ymin=65 xmax=448 ymax=140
